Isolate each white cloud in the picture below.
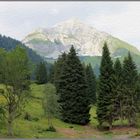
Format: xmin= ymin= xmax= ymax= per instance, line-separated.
xmin=49 ymin=8 xmax=59 ymax=15
xmin=86 ymin=2 xmax=140 ymax=50
xmin=0 ymin=2 xmax=140 ymax=50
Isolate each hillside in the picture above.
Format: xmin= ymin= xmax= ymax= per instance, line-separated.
xmin=0 ymin=83 xmax=139 ymax=138
xmin=0 ymin=34 xmax=43 ymax=64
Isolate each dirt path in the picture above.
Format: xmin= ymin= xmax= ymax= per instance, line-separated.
xmin=57 ymin=125 xmax=140 ymax=139
xmin=57 ymin=125 xmax=102 ymax=138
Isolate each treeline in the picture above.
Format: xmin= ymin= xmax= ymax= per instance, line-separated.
xmin=0 ymin=42 xmax=140 ymax=136
xmin=97 ymin=43 xmax=140 ymax=129
xmin=35 ymin=44 xmax=140 ymax=129
xmin=35 ymin=46 xmax=96 ymax=125
xmin=0 ymin=34 xmax=43 ymax=64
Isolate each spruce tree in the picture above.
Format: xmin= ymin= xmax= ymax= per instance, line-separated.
xmin=122 ymin=52 xmax=138 ymax=125
xmin=54 ymin=53 xmax=67 ymax=92
xmin=85 ymin=63 xmax=96 ymax=105
xmin=48 ymin=64 xmax=55 ymax=83
xmin=97 ymin=43 xmax=114 ymax=129
xmin=113 ymin=58 xmax=124 ymax=124
xmin=35 ymin=62 xmax=47 ymax=84
xmin=58 ymin=46 xmax=90 ymax=125
xmin=136 ymin=74 xmax=140 ymax=106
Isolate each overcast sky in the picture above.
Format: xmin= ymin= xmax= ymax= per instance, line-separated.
xmin=0 ymin=2 xmax=140 ymax=50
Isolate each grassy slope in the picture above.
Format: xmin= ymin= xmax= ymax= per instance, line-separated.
xmin=106 ymin=36 xmax=140 ymax=56
xmin=0 ymin=84 xmax=98 ymax=138
xmin=0 ymin=83 xmax=140 ymax=138
xmin=80 ymin=53 xmax=140 ymax=74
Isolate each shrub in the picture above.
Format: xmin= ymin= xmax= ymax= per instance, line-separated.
xmin=97 ymin=125 xmax=110 ymax=131
xmin=69 ymin=126 xmax=74 ymax=128
xmin=24 ymin=112 xmax=39 ymax=121
xmin=24 ymin=112 xmax=32 ymax=121
xmin=46 ymin=126 xmax=56 ymax=132
xmin=32 ymin=117 xmax=39 ymax=121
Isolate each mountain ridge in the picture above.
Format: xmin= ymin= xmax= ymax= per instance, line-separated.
xmin=23 ymin=18 xmax=140 ymax=59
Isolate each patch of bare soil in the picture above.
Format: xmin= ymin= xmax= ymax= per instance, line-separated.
xmin=57 ymin=125 xmax=102 ymax=138
xmin=57 ymin=125 xmax=140 ymax=139
xmin=114 ymin=135 xmax=140 ymax=140
xmin=111 ymin=126 xmax=138 ymax=135
xmin=57 ymin=127 xmax=79 ymax=138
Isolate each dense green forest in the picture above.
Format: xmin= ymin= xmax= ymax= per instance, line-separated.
xmin=0 ymin=35 xmax=43 ymax=64
xmin=0 ymin=35 xmax=53 ymax=80
xmin=0 ymin=40 xmax=140 ymax=138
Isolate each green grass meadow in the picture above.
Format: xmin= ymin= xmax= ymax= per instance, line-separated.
xmin=0 ymin=83 xmax=139 ymax=138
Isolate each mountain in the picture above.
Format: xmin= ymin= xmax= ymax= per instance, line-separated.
xmin=0 ymin=34 xmax=43 ymax=64
xmin=23 ymin=18 xmax=140 ymax=58
xmin=22 ymin=18 xmax=140 ymax=72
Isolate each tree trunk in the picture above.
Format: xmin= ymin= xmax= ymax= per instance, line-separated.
xmin=48 ymin=115 xmax=50 ymax=127
xmin=120 ymin=101 xmax=123 ymax=126
xmin=7 ymin=112 xmax=14 ymax=136
xmin=47 ymin=114 xmax=53 ymax=128
xmin=8 ymin=119 xmax=13 ymax=136
xmin=109 ymin=118 xmax=112 ymax=130
xmin=109 ymin=122 xmax=112 ymax=130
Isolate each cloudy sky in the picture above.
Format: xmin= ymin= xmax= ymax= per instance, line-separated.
xmin=0 ymin=2 xmax=140 ymax=50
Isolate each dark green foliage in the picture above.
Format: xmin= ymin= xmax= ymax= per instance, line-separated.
xmin=35 ymin=62 xmax=48 ymax=84
xmin=53 ymin=53 xmax=67 ymax=91
xmin=24 ymin=112 xmax=39 ymax=122
xmin=85 ymin=63 xmax=96 ymax=105
xmin=136 ymin=74 xmax=140 ymax=104
xmin=0 ymin=34 xmax=43 ymax=64
xmin=122 ymin=52 xmax=138 ymax=86
xmin=112 ymin=58 xmax=125 ymax=124
xmin=0 ymin=34 xmax=46 ymax=81
xmin=136 ymin=74 xmax=140 ymax=121
xmin=97 ymin=46 xmax=140 ymax=128
xmin=122 ymin=52 xmax=139 ymax=125
xmin=46 ymin=126 xmax=56 ymax=132
xmin=48 ymin=64 xmax=55 ymax=83
xmin=58 ymin=46 xmax=90 ymax=125
xmin=97 ymin=43 xmax=114 ymax=128
xmin=24 ymin=112 xmax=32 ymax=121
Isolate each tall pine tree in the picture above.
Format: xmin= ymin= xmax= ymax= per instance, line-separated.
xmin=54 ymin=52 xmax=67 ymax=92
xmin=97 ymin=43 xmax=114 ymax=129
xmin=48 ymin=64 xmax=55 ymax=83
xmin=58 ymin=46 xmax=90 ymax=125
xmin=85 ymin=63 xmax=96 ymax=105
xmin=35 ymin=62 xmax=47 ymax=84
xmin=113 ymin=58 xmax=124 ymax=124
xmin=122 ymin=52 xmax=138 ymax=125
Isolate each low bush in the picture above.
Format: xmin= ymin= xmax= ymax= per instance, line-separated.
xmin=46 ymin=126 xmax=56 ymax=132
xmin=24 ymin=112 xmax=32 ymax=121
xmin=97 ymin=125 xmax=110 ymax=131
xmin=69 ymin=126 xmax=74 ymax=128
xmin=24 ymin=112 xmax=39 ymax=121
